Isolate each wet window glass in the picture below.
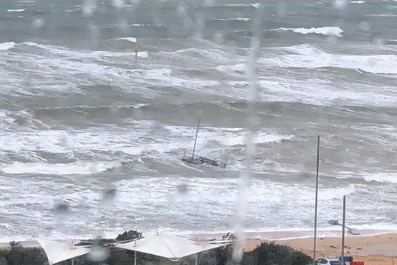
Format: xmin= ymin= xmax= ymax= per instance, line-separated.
xmin=0 ymin=0 xmax=396 ymax=263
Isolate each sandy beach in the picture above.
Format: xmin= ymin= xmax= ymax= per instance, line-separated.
xmin=243 ymin=233 xmax=397 ymax=265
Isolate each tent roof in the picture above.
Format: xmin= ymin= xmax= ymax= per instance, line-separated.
xmin=115 ymin=234 xmax=230 ymax=261
xmin=36 ymin=238 xmax=91 ymax=265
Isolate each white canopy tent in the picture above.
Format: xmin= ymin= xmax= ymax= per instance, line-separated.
xmin=115 ymin=234 xmax=231 ymax=264
xmin=36 ymin=238 xmax=91 ymax=265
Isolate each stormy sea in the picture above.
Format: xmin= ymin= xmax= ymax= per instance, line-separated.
xmin=0 ymin=0 xmax=396 ymax=241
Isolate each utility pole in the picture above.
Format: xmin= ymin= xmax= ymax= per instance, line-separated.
xmin=313 ymin=136 xmax=320 ymax=265
xmin=341 ymin=195 xmax=346 ymax=265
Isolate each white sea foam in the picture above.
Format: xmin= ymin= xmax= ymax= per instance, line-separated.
xmin=197 ymin=129 xmax=293 ymax=147
xmin=0 ymin=168 xmax=393 ymax=239
xmin=318 ymin=184 xmax=356 ymax=200
xmin=225 ymin=3 xmax=260 ymax=8
xmin=366 ymin=13 xmax=397 ymax=17
xmin=213 ymin=18 xmax=250 ymax=22
xmin=165 ymin=125 xmax=293 ymax=156
xmin=5 ymin=42 xmax=230 ymax=99
xmin=351 ymin=0 xmax=365 ymax=3
xmin=362 ymin=172 xmax=397 ymax=184
xmin=113 ymin=175 xmax=367 ymax=233
xmin=276 ymin=27 xmax=344 ymax=37
xmin=1 ymin=161 xmax=121 ymax=175
xmin=280 ymin=43 xmax=325 ymax=55
xmin=22 ymin=41 xmax=85 ymax=58
xmin=216 ymin=63 xmax=246 ymax=74
xmin=7 ymin=9 xmax=25 ymax=12
xmin=0 ymin=129 xmax=141 ymax=154
xmin=116 ymin=37 xmax=137 ymax=43
xmin=3 ymin=42 xmax=155 ymax=95
xmin=137 ymin=51 xmax=148 ymax=58
xmin=0 ymin=121 xmax=241 ymax=161
xmin=263 ymin=44 xmax=397 ymax=74
xmin=0 ymin=42 xmax=16 ymax=51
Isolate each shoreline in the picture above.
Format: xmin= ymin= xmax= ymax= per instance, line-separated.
xmin=2 ymin=229 xmax=397 ymax=248
xmin=184 ymin=228 xmax=397 ymax=241
xmin=2 ymin=228 xmax=397 ymax=245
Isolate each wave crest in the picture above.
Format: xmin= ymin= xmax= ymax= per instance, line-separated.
xmin=0 ymin=161 xmax=121 ymax=175
xmin=276 ymin=27 xmax=344 ymax=37
xmin=0 ymin=42 xmax=16 ymax=51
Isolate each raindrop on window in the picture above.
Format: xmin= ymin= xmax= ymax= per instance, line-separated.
xmin=88 ymin=242 xmax=110 ymax=262
xmin=333 ymin=0 xmax=347 ymax=9
xmin=176 ymin=183 xmax=189 ymax=195
xmin=82 ymin=0 xmax=96 ymax=17
xmin=101 ymin=187 xmax=117 ymax=205
xmin=32 ymin=16 xmax=44 ymax=28
xmin=111 ymin=0 xmax=125 ymax=9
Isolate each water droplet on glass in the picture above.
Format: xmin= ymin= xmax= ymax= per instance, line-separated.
xmin=372 ymin=36 xmax=384 ymax=46
xmin=54 ymin=202 xmax=71 ymax=221
xmin=32 ymin=17 xmax=44 ymax=28
xmin=276 ymin=1 xmax=286 ymax=17
xmin=359 ymin=21 xmax=371 ymax=31
xmin=111 ymin=0 xmax=124 ymax=9
xmin=213 ymin=31 xmax=224 ymax=44
xmin=327 ymin=35 xmax=338 ymax=45
xmin=204 ymin=0 xmax=215 ymax=6
xmin=333 ymin=0 xmax=347 ymax=9
xmin=13 ymin=116 xmax=28 ymax=127
xmin=177 ymin=5 xmax=186 ymax=16
xmin=82 ymin=0 xmax=96 ymax=17
xmin=58 ymin=134 xmax=70 ymax=148
xmin=101 ymin=188 xmax=117 ymax=204
xmin=88 ymin=244 xmax=109 ymax=262
xmin=193 ymin=13 xmax=205 ymax=39
xmin=117 ymin=18 xmax=129 ymax=32
xmin=88 ymin=22 xmax=100 ymax=41
xmin=176 ymin=183 xmax=189 ymax=195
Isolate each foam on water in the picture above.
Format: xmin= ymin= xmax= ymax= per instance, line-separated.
xmin=365 ymin=13 xmax=397 ymax=17
xmin=0 ymin=42 xmax=15 ymax=51
xmin=212 ymin=18 xmax=251 ymax=22
xmin=265 ymin=45 xmax=397 ymax=75
xmin=1 ymin=161 xmax=121 ymax=175
xmin=362 ymin=172 xmax=397 ymax=184
xmin=208 ymin=130 xmax=292 ymax=147
xmin=0 ymin=168 xmax=395 ymax=239
xmin=276 ymin=27 xmax=344 ymax=37
xmin=7 ymin=9 xmax=25 ymax=12
xmin=318 ymin=184 xmax=356 ymax=200
xmin=0 ymin=128 xmax=146 ymax=155
xmin=224 ymin=3 xmax=260 ymax=8
xmin=116 ymin=37 xmax=137 ymax=43
xmin=259 ymin=78 xmax=396 ymax=107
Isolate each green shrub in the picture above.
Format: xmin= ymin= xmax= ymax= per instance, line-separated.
xmin=5 ymin=244 xmax=47 ymax=265
xmin=241 ymin=241 xmax=312 ymax=265
xmin=116 ymin=230 xmax=143 ymax=241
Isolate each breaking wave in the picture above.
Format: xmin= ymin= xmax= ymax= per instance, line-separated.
xmin=275 ymin=27 xmax=344 ymax=37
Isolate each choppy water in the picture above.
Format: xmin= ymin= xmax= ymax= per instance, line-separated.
xmin=0 ymin=0 xmax=396 ymax=241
